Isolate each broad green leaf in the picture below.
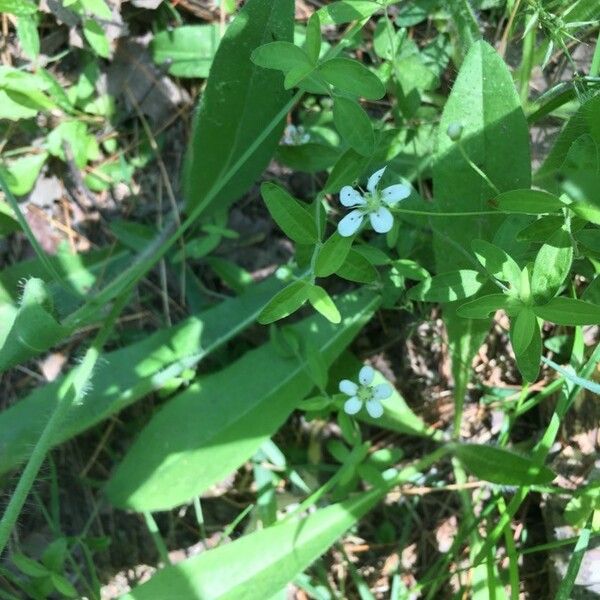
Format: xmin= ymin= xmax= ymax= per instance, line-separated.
xmin=471 ymin=239 xmax=521 ymax=286
xmin=390 ymin=259 xmax=429 ymax=281
xmin=304 ymin=12 xmax=321 ymax=64
xmin=0 ymin=0 xmax=37 ymax=15
xmin=315 ymin=232 xmax=353 ymax=277
xmin=533 ymin=297 xmax=600 ymax=326
xmin=251 ymin=41 xmax=313 ymax=73
xmin=105 ymin=290 xmax=378 ymax=510
xmin=258 ymin=280 xmax=311 ymax=324
xmin=531 ymin=225 xmax=573 ymax=303
xmin=152 ymin=25 xmax=223 ymax=78
xmin=16 ymin=16 xmax=39 ymax=59
xmin=83 ymin=19 xmax=110 ymax=58
xmin=0 ymin=279 xmax=69 ymax=374
xmin=456 ymin=294 xmax=512 ymax=319
xmin=121 ymin=489 xmax=383 ymax=600
xmin=183 ymin=0 xmax=294 ymax=216
xmin=0 ymin=277 xmax=283 ymax=476
xmin=261 ymin=182 xmax=318 ymax=244
xmin=0 ymin=152 xmax=47 ymax=196
xmin=512 ymin=316 xmax=541 ymax=382
xmin=452 ymin=443 xmax=555 ymax=485
xmin=517 ymin=216 xmax=564 ymax=242
xmin=317 ymin=0 xmax=381 ymax=25
xmin=336 ymin=249 xmax=378 ymax=283
xmin=307 ymin=285 xmax=341 ymax=323
xmin=491 ymin=189 xmax=564 ymax=214
xmin=276 ymin=143 xmax=340 ymax=173
xmin=317 ymin=58 xmax=385 ymax=100
xmin=332 ymin=96 xmax=374 ymax=156
xmin=574 ymin=228 xmax=600 ymax=253
xmin=432 ymin=40 xmax=530 ymax=413
xmin=511 ymin=308 xmax=536 ymax=356
xmin=407 ymin=270 xmax=485 ymax=302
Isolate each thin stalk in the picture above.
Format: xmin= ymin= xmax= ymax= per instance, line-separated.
xmin=0 ymin=291 xmax=130 ymax=556
xmin=590 ymin=29 xmax=600 ymax=77
xmin=143 ymin=511 xmax=171 ymax=566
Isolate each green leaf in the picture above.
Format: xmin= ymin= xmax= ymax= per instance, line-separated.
xmin=389 ymin=259 xmax=429 ymax=281
xmin=511 ymin=308 xmax=536 ymax=356
xmin=317 ymin=0 xmax=381 ymax=25
xmin=261 ymin=182 xmax=318 ymax=244
xmin=82 ymin=19 xmax=110 ymax=58
xmin=407 ymin=270 xmax=485 ymax=302
xmin=0 ymin=0 xmax=37 ymax=15
xmin=512 ymin=316 xmax=541 ymax=382
xmin=0 ymin=278 xmax=69 ymax=374
xmin=471 ymin=239 xmax=521 ymax=286
xmin=12 ymin=553 xmax=49 ymax=577
xmin=105 ymin=290 xmax=378 ymax=510
xmin=0 ymin=152 xmax=47 ymax=196
xmin=80 ymin=0 xmax=111 ymax=18
xmin=531 ymin=225 xmax=573 ymax=303
xmin=42 ymin=538 xmax=68 ymax=572
xmin=317 ymin=58 xmax=385 ymax=100
xmin=306 ymin=285 xmax=341 ymax=323
xmin=16 ymin=16 xmax=40 ymax=59
xmin=456 ymin=294 xmax=512 ymax=319
xmin=275 ymin=143 xmax=340 ymax=173
xmin=332 ymin=96 xmax=374 ymax=157
xmin=304 ymin=12 xmax=321 ymax=63
xmin=152 ymin=25 xmax=223 ymax=78
xmin=517 ymin=216 xmax=564 ymax=242
xmin=120 ymin=490 xmax=383 ymax=600
xmin=533 ymin=297 xmax=600 ymax=326
xmin=336 ymin=250 xmax=378 ymax=284
xmin=251 ymin=41 xmax=313 ymax=73
xmin=183 ymin=0 xmax=294 ymax=216
xmin=491 ymin=189 xmax=565 ymax=214
xmin=575 ymin=228 xmax=600 ymax=253
xmin=452 ymin=443 xmax=555 ymax=486
xmin=47 ymin=120 xmax=100 ymax=168
xmin=50 ymin=573 xmax=77 ymax=598
xmin=324 ymin=147 xmax=369 ymax=194
xmin=258 ymin=281 xmax=311 ymax=324
xmin=0 ymin=277 xmax=284 ymax=476
xmin=315 ymin=232 xmax=354 ymax=277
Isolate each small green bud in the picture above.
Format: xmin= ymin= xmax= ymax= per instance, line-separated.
xmin=446 ymin=122 xmax=464 ymax=141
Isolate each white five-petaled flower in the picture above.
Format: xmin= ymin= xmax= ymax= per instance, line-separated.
xmin=337 ymin=166 xmax=411 ymax=237
xmin=339 ymin=365 xmax=393 ymax=419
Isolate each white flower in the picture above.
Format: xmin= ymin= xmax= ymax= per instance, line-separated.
xmin=337 ymin=166 xmax=411 ymax=237
xmin=282 ymin=124 xmax=310 ymax=146
xmin=339 ymin=365 xmax=393 ymax=419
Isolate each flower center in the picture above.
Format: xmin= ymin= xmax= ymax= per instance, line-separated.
xmin=357 ymin=386 xmax=374 ymax=402
xmin=363 ymin=191 xmax=382 ymax=213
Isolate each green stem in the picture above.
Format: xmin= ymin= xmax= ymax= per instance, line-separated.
xmin=456 ymin=141 xmax=501 ymax=195
xmin=0 ymin=292 xmax=130 ymax=556
xmin=519 ymin=25 xmax=536 ymax=104
xmin=590 ymin=29 xmax=600 ymax=77
xmin=143 ymin=511 xmax=172 ymax=565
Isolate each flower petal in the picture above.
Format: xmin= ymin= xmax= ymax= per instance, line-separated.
xmin=366 ymin=399 xmax=384 ymax=418
xmin=369 ymin=206 xmax=393 ymax=233
xmin=344 ymin=396 xmax=362 ymax=415
xmin=382 ymin=184 xmax=411 ymax=206
xmin=339 ymin=379 xmax=358 ymax=396
xmin=340 ymin=186 xmax=366 ymax=207
xmin=367 ymin=166 xmax=386 ymax=192
xmin=373 ymin=383 xmax=393 ymax=400
xmin=337 ymin=210 xmax=364 ymax=237
xmin=359 ymin=365 xmax=374 ymax=385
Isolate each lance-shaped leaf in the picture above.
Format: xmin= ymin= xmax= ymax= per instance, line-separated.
xmin=533 ymin=297 xmax=600 ymax=326
xmin=183 ymin=0 xmax=294 ymax=216
xmin=120 ymin=489 xmax=383 ymax=600
xmin=471 ymin=239 xmax=521 ymax=286
xmin=511 ymin=316 xmax=542 ymax=382
xmin=258 ymin=280 xmax=311 ymax=324
xmin=452 ymin=443 xmax=555 ymax=486
xmin=490 ymin=189 xmax=564 ymax=214
xmin=105 ymin=290 xmax=378 ymax=511
xmin=456 ymin=294 xmax=513 ymax=319
xmin=0 ymin=277 xmax=283 ymax=476
xmin=511 ymin=307 xmax=536 ymax=356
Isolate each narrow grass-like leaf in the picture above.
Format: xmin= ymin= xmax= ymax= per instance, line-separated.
xmin=105 ymin=290 xmax=378 ymax=511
